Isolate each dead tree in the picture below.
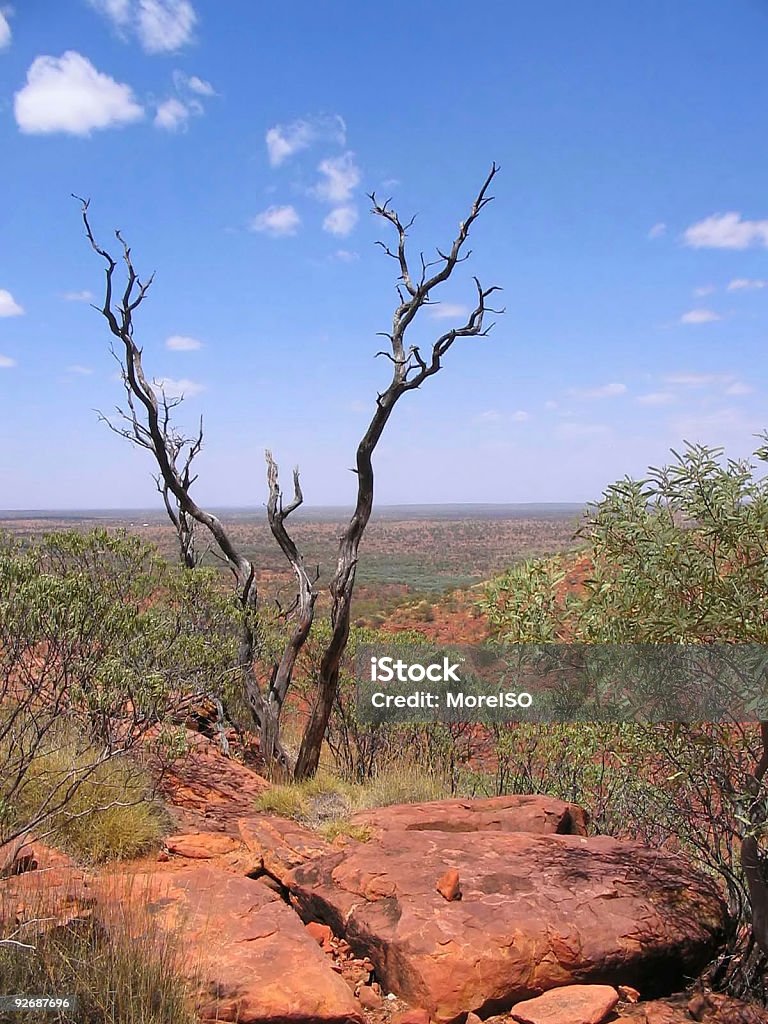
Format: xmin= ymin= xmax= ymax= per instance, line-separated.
xmin=76 ymin=197 xmax=304 ymax=774
xmin=293 ymin=164 xmax=502 ymax=778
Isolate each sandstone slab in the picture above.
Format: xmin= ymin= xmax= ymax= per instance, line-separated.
xmin=285 ymin=829 xmax=726 ymax=1023
xmin=510 ymin=983 xmax=619 ymax=1024
xmin=351 ymin=794 xmax=588 ymax=837
xmin=165 ymin=832 xmax=242 ymax=859
xmin=101 ymin=865 xmax=363 ymax=1024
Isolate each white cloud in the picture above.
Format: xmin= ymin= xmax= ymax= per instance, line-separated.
xmin=724 ymin=380 xmax=753 ymax=396
xmin=265 ymin=114 xmax=345 ymax=167
xmin=476 ymin=410 xmax=502 ymax=423
xmin=67 ymin=364 xmax=93 ymax=375
xmin=555 ymin=421 xmax=611 ymax=440
xmin=693 ymin=284 xmax=715 ymax=297
xmin=166 ymin=334 xmax=202 ymax=350
xmin=647 ymin=222 xmax=666 ymax=240
xmin=663 ymin=372 xmax=730 ymax=388
xmin=429 ymin=303 xmax=470 ymax=320
xmin=313 ymin=152 xmax=360 ymax=203
xmin=323 ymin=205 xmax=358 ymax=237
xmin=0 ymin=289 xmax=23 ymax=317
xmin=14 ymin=52 xmax=143 ymax=136
xmin=249 ymin=204 xmax=301 ymax=237
xmin=511 ymin=410 xmax=529 ymax=422
xmin=684 ymin=212 xmax=768 ymax=250
xmin=636 ymin=391 xmax=675 ymax=406
xmin=61 ymin=289 xmax=95 ymax=302
xmin=0 ymin=354 xmax=16 ymax=368
xmin=185 ymin=74 xmax=214 ymax=96
xmin=544 ymin=400 xmax=558 ymax=410
xmin=728 ymin=278 xmax=767 ymax=291
xmin=332 ymin=249 xmax=359 ymax=263
xmin=569 ymin=382 xmax=627 ymax=399
xmin=154 ymin=96 xmax=190 ymax=131
xmin=0 ymin=10 xmax=12 ymax=50
xmin=679 ymin=308 xmax=722 ymax=324
xmin=90 ymin=0 xmax=197 ymax=54
xmin=153 ymin=376 xmax=204 ymax=398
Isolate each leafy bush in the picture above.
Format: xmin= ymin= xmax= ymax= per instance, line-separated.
xmin=479 ymin=438 xmax=768 ymax=1000
xmin=0 ymin=528 xmax=240 ymax=849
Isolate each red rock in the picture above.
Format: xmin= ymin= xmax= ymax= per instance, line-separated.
xmin=358 ymin=985 xmax=382 ymax=1009
xmin=619 ymin=985 xmax=641 ymax=1003
xmin=642 ymin=1003 xmax=687 ymax=1024
xmin=351 ymin=795 xmax=588 ymax=837
xmin=284 ymin=827 xmax=726 ymax=1023
xmin=509 ymin=984 xmax=619 ymax=1024
xmin=238 ymin=815 xmax=333 ymax=879
xmin=306 ymin=921 xmax=333 ymax=945
xmin=165 ymin=832 xmax=241 ymax=859
xmin=157 ymin=850 xmax=170 ymax=862
xmin=98 ymin=866 xmax=363 ymax=1024
xmin=436 ymin=869 xmax=461 ymax=902
xmin=156 ymin=729 xmax=270 ymax=833
xmin=392 ymin=1011 xmax=430 ymax=1024
xmin=465 ymin=1015 xmax=482 ymax=1024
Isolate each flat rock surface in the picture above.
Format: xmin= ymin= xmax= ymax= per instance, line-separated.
xmin=509 ymin=983 xmax=619 ymax=1023
xmin=285 ymin=829 xmax=726 ymax=1023
xmin=351 ymin=795 xmax=588 ymax=837
xmin=100 ymin=865 xmax=363 ymax=1024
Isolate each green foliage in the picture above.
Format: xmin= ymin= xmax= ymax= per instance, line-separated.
xmin=0 ymin=528 xmax=240 ymax=847
xmin=478 ymin=438 xmax=768 ymax=998
xmin=482 ymin=439 xmax=768 ymax=643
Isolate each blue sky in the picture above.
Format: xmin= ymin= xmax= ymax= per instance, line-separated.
xmin=1 ymin=1 xmax=768 ymax=509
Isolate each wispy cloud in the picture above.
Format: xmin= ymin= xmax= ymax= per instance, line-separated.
xmin=0 ymin=354 xmax=17 ymax=368
xmin=88 ymin=0 xmax=197 ymax=54
xmin=724 ymin=380 xmax=753 ymax=396
xmin=66 ymin=364 xmax=93 ymax=375
xmin=647 ymin=222 xmax=666 ymax=240
xmin=679 ymin=308 xmax=722 ymax=324
xmin=313 ymin=152 xmax=361 ymax=203
xmin=636 ymin=391 xmax=675 ymax=406
xmin=663 ymin=372 xmax=732 ymax=388
xmin=166 ymin=334 xmax=203 ymax=350
xmin=153 ymin=376 xmax=204 ymax=398
xmin=429 ymin=302 xmax=469 ymax=320
xmin=728 ymin=278 xmax=767 ymax=291
xmin=569 ymin=382 xmax=627 ymax=399
xmin=0 ymin=289 xmax=23 ymax=317
xmin=331 ymin=249 xmax=359 ymax=263
xmin=693 ymin=284 xmax=715 ymax=297
xmin=0 ymin=9 xmax=12 ymax=50
xmin=249 ymin=204 xmax=301 ymax=237
xmin=61 ymin=289 xmax=94 ymax=302
xmin=155 ymin=70 xmax=214 ymax=132
xmin=555 ymin=421 xmax=611 ymax=440
xmin=14 ymin=51 xmax=143 ymax=136
xmin=323 ymin=205 xmax=358 ymax=237
xmin=684 ymin=212 xmax=768 ymax=250
xmin=265 ymin=114 xmax=346 ymax=167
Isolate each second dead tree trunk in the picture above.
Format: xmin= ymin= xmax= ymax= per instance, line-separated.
xmin=294 ymin=164 xmax=502 ymax=778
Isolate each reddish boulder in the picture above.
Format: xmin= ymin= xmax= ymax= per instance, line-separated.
xmin=436 ymin=869 xmax=461 ymax=902
xmin=306 ymin=921 xmax=334 ymax=945
xmin=165 ymin=832 xmax=241 ymax=859
xmin=285 ymin=829 xmax=726 ymax=1023
xmin=351 ymin=795 xmax=588 ymax=837
xmin=238 ymin=815 xmax=333 ymax=879
xmin=510 ymin=984 xmax=619 ymax=1023
xmin=392 ymin=1011 xmax=430 ymax=1024
xmin=99 ymin=866 xmax=363 ymax=1024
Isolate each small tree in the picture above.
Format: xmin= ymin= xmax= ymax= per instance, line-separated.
xmin=481 ymin=437 xmax=768 ymax=996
